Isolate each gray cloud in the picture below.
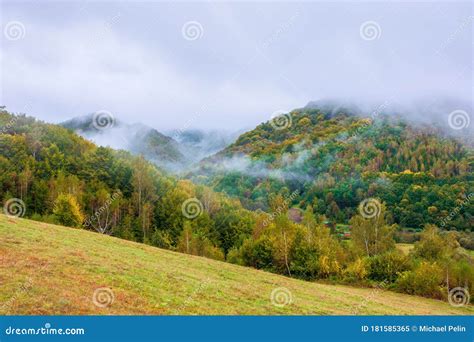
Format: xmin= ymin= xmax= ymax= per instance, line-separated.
xmin=1 ymin=1 xmax=471 ymax=131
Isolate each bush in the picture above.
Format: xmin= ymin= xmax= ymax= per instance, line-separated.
xmin=413 ymin=225 xmax=458 ymax=260
xmin=151 ymin=229 xmax=173 ymax=249
xmin=457 ymin=232 xmax=474 ymax=250
xmin=226 ymin=247 xmax=245 ymax=265
xmin=176 ymin=225 xmax=225 ymax=261
xmin=343 ymin=258 xmax=369 ymax=282
xmin=240 ymin=237 xmax=274 ymax=270
xmin=446 ymin=259 xmax=474 ymax=295
xmin=52 ymin=194 xmax=84 ymax=228
xmin=395 ymin=261 xmax=444 ymax=299
xmin=394 ymin=230 xmax=420 ymax=244
xmin=368 ymin=250 xmax=410 ymax=283
xmin=289 ymin=242 xmax=319 ymax=280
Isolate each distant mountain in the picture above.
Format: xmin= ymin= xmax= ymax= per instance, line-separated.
xmin=62 ymin=114 xmax=186 ymax=171
xmin=61 ymin=116 xmax=242 ymax=172
xmin=188 ymin=101 xmax=474 ymax=230
xmin=166 ymin=129 xmax=242 ymax=165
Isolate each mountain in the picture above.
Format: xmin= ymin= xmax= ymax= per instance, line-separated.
xmin=1 ymin=214 xmax=471 ymax=315
xmin=62 ymin=114 xmax=186 ymax=171
xmin=61 ymin=115 xmax=243 ymax=173
xmin=1 ymin=108 xmax=473 ymax=306
xmin=166 ymin=129 xmax=242 ymax=166
xmin=188 ymin=103 xmax=474 ymax=231
xmin=0 ymin=109 xmax=252 ymax=259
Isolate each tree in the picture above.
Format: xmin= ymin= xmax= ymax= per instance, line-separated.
xmin=86 ymin=189 xmax=121 ymax=234
xmin=53 ymin=194 xmax=84 ymax=228
xmin=350 ymin=202 xmax=396 ymax=257
xmin=413 ymin=225 xmax=452 ymax=261
xmin=131 ymin=156 xmax=157 ymax=240
xmin=177 ymin=221 xmax=224 ymax=260
xmin=18 ymin=163 xmax=33 ymax=200
xmin=269 ymin=194 xmax=293 ymax=276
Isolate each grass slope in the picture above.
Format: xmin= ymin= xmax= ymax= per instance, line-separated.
xmin=0 ymin=215 xmax=471 ymax=315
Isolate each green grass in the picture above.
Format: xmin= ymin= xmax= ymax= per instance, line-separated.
xmin=0 ymin=215 xmax=472 ymax=315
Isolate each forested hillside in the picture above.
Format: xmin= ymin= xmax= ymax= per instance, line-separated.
xmin=1 ymin=107 xmax=473 ymax=304
xmin=0 ymin=109 xmax=253 ymax=260
xmin=189 ymin=106 xmax=474 ymax=231
xmin=62 ymin=114 xmax=186 ymax=171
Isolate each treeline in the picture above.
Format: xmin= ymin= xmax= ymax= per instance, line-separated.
xmin=228 ymin=197 xmax=473 ymax=302
xmin=194 ymin=109 xmax=474 ymax=230
xmin=0 ymin=109 xmax=472 ymax=303
xmin=0 ymin=110 xmax=253 ymax=260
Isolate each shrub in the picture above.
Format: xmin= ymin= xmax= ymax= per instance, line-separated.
xmin=226 ymin=247 xmax=244 ymax=265
xmin=395 ymin=261 xmax=444 ymax=299
xmin=289 ymin=242 xmax=319 ymax=280
xmin=52 ymin=194 xmax=84 ymax=228
xmin=413 ymin=225 xmax=457 ymax=260
xmin=343 ymin=258 xmax=369 ymax=282
xmin=457 ymin=232 xmax=474 ymax=250
xmin=240 ymin=237 xmax=274 ymax=270
xmin=368 ymin=250 xmax=410 ymax=283
xmin=446 ymin=259 xmax=474 ymax=296
xmin=151 ymin=230 xmax=173 ymax=249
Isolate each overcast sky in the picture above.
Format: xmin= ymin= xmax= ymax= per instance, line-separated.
xmin=1 ymin=1 xmax=472 ymax=130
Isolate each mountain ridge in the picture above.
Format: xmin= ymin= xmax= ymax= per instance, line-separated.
xmin=187 ymin=104 xmax=474 ymax=230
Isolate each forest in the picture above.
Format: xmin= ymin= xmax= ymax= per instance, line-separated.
xmin=0 ymin=107 xmax=473 ymax=303
xmin=191 ymin=108 xmax=474 ymax=231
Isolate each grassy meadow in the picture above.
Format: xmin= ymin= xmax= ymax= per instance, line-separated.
xmin=0 ymin=215 xmax=472 ymax=315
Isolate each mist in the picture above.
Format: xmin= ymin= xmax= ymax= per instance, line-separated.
xmin=1 ymin=1 xmax=471 ymax=132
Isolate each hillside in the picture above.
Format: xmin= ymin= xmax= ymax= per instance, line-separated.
xmin=62 ymin=116 xmax=241 ymax=172
xmin=167 ymin=129 xmax=242 ymax=168
xmin=0 ymin=215 xmax=471 ymax=315
xmin=0 ymin=109 xmax=252 ymax=259
xmin=188 ymin=105 xmax=474 ymax=230
xmin=62 ymin=114 xmax=185 ymax=171
xmin=1 ymin=108 xmax=473 ymax=307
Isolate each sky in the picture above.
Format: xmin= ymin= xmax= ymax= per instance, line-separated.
xmin=0 ymin=0 xmax=472 ymax=131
